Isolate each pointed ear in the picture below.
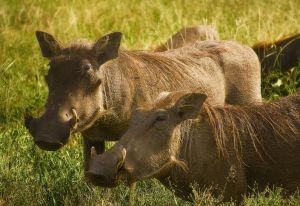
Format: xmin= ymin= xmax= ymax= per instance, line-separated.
xmin=174 ymin=93 xmax=207 ymax=121
xmin=36 ymin=31 xmax=62 ymax=58
xmin=92 ymin=32 xmax=122 ymax=65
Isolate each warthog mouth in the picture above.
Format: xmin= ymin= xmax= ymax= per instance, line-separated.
xmin=85 ymin=171 xmax=119 ymax=188
xmin=35 ymin=140 xmax=64 ymax=151
xmin=121 ymin=156 xmax=189 ymax=184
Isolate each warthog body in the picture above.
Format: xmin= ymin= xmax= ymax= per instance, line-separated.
xmin=25 ymin=31 xmax=261 ymax=170
xmin=154 ymin=25 xmax=219 ymax=52
xmin=252 ymin=34 xmax=300 ymax=73
xmin=87 ymin=91 xmax=300 ymax=202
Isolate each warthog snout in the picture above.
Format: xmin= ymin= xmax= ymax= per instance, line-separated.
xmin=86 ymin=146 xmax=127 ymax=187
xmin=85 ymin=170 xmax=118 ymax=187
xmin=24 ymin=108 xmax=79 ymax=151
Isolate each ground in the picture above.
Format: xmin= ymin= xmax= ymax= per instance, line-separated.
xmin=0 ymin=0 xmax=300 ymax=205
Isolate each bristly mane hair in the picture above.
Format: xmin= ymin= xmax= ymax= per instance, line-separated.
xmin=202 ymin=93 xmax=300 ymax=163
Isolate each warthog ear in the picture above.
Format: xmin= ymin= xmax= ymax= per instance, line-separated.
xmin=35 ymin=31 xmax=62 ymax=58
xmin=174 ymin=93 xmax=207 ymax=121
xmin=92 ymin=32 xmax=122 ymax=65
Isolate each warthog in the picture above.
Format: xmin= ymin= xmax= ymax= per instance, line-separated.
xmin=87 ymin=91 xmax=300 ymax=202
xmin=154 ymin=25 xmax=219 ymax=52
xmin=252 ymin=34 xmax=300 ymax=73
xmin=25 ymin=31 xmax=261 ymax=170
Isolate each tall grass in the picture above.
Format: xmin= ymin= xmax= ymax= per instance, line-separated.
xmin=1 ymin=0 xmax=300 ymax=205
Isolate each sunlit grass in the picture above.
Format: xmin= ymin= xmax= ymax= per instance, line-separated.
xmin=1 ymin=0 xmax=300 ymax=205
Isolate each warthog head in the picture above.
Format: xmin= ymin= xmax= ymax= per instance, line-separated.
xmin=25 ymin=31 xmax=122 ymax=151
xmin=86 ymin=91 xmax=207 ymax=186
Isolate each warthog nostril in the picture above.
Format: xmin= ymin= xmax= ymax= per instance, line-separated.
xmin=70 ymin=108 xmax=79 ymax=130
xmin=85 ymin=171 xmax=106 ymax=182
xmin=34 ymin=140 xmax=63 ymax=151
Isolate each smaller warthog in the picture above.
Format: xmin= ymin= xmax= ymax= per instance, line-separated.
xmin=87 ymin=91 xmax=300 ymax=202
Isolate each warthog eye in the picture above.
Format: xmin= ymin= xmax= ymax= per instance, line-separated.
xmin=82 ymin=63 xmax=92 ymax=71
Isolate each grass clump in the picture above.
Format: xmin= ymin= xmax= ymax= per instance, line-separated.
xmin=1 ymin=0 xmax=300 ymax=205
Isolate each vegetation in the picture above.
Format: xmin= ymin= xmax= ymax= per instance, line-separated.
xmin=1 ymin=0 xmax=300 ymax=205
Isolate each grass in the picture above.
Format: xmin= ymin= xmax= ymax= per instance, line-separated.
xmin=1 ymin=0 xmax=300 ymax=205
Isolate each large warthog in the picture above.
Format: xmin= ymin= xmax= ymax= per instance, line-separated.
xmin=87 ymin=91 xmax=300 ymax=202
xmin=25 ymin=31 xmax=261 ymax=170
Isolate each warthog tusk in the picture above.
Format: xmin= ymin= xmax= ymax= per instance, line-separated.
xmin=122 ymin=148 xmax=127 ymax=161
xmin=116 ymin=148 xmax=127 ymax=171
xmin=91 ymin=146 xmax=97 ymax=157
xmin=71 ymin=108 xmax=78 ymax=130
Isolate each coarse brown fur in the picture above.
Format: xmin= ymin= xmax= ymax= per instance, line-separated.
xmin=203 ymin=96 xmax=299 ymax=161
xmin=88 ymin=91 xmax=300 ymax=203
xmin=200 ymin=92 xmax=300 ymax=197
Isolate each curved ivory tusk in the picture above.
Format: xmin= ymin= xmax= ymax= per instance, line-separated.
xmin=71 ymin=108 xmax=78 ymax=130
xmin=121 ymin=148 xmax=127 ymax=162
xmin=91 ymin=146 xmax=97 ymax=158
xmin=116 ymin=148 xmax=127 ymax=170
